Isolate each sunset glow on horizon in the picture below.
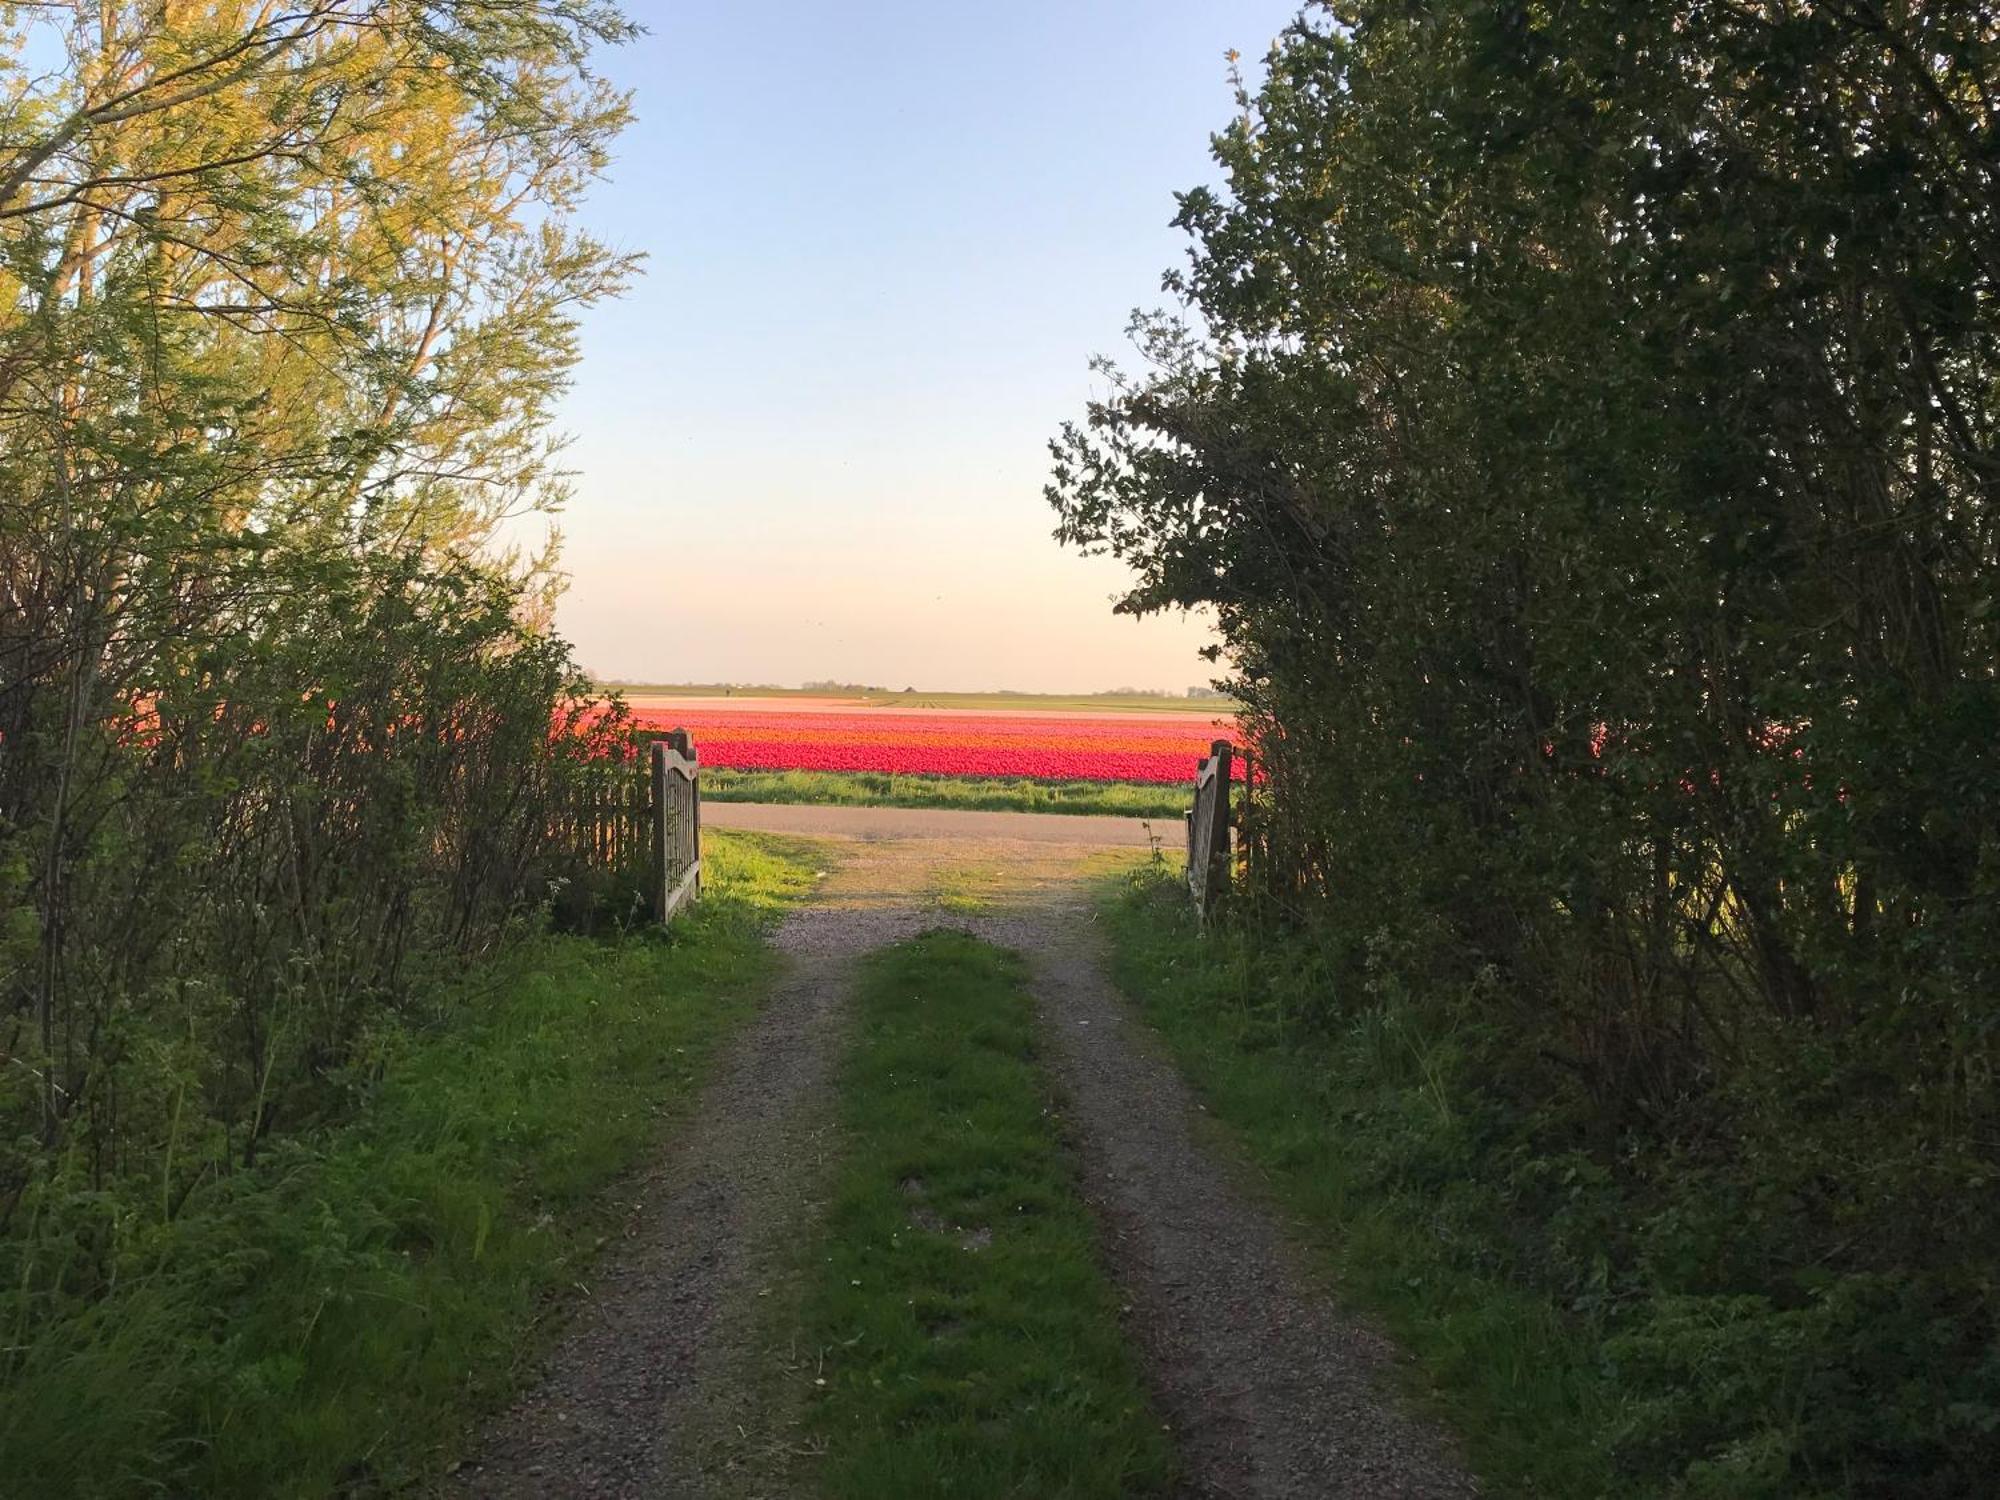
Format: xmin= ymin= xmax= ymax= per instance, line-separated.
xmin=533 ymin=1 xmax=1297 ymax=693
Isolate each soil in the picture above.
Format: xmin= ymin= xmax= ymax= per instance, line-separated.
xmin=445 ymin=808 xmax=1475 ymax=1498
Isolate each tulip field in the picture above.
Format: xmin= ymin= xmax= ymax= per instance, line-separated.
xmin=627 ymin=705 xmax=1225 ymax=783
xmin=619 ymin=695 xmax=1233 ymax=816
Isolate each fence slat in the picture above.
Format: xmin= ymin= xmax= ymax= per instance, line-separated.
xmin=1187 ymin=739 xmax=1233 ymax=924
xmin=557 ymin=733 xmax=702 ymax=927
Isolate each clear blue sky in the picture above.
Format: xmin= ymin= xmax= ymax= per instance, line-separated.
xmin=546 ymin=1 xmax=1298 ymax=691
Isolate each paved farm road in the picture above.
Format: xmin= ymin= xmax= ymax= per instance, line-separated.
xmin=448 ymin=806 xmax=1473 ymax=1499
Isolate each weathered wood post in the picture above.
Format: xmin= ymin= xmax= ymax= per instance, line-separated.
xmin=650 ymin=728 xmax=702 ymax=924
xmin=1207 ymin=738 xmax=1233 ymax=909
xmin=668 ymin=727 xmax=701 ymax=898
xmin=1188 ymin=739 xmax=1234 ymax=923
xmin=650 ymin=739 xmax=670 ymax=921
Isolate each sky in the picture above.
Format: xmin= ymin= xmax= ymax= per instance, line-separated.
xmin=544 ymin=1 xmax=1300 ymax=694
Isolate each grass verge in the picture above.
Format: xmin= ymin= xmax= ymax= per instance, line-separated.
xmin=1097 ymin=867 xmax=1619 ymax=1498
xmin=0 ymin=830 xmax=825 ymax=1499
xmin=795 ymin=930 xmax=1174 ymax=1498
xmin=699 ymin=767 xmax=1188 ymax=820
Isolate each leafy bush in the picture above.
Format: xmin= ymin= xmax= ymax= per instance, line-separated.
xmin=0 ymin=831 xmax=813 ymax=1495
xmin=0 ymin=0 xmax=641 ymax=1432
xmin=1058 ymin=8 xmax=2000 ymax=1491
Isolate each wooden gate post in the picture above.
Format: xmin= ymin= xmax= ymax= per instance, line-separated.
xmin=1188 ymin=738 xmax=1234 ymax=923
xmin=1207 ymin=738 xmax=1233 ymax=909
xmin=651 ymin=729 xmax=702 ymax=924
xmin=650 ymin=739 xmax=669 ymax=920
xmin=668 ymin=727 xmax=701 ymax=898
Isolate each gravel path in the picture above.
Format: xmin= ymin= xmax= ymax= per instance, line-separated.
xmin=1013 ymin=906 xmax=1479 ymax=1499
xmin=442 ymin=916 xmax=840 ymax=1500
xmin=447 ymin=820 xmax=1474 ymax=1498
xmin=445 ymin=837 xmax=1016 ymax=1499
xmin=445 ymin=908 xmax=861 ymax=1499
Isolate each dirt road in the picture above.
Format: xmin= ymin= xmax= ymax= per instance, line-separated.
xmin=448 ymin=812 xmax=1473 ymax=1498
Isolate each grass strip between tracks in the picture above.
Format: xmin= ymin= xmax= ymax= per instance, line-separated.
xmin=797 ymin=930 xmax=1175 ymax=1497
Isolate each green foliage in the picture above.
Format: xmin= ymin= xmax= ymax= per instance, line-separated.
xmin=1102 ymin=871 xmax=1616 ymax=1497
xmin=1107 ymin=856 xmax=2000 ymax=1497
xmin=796 ymin=930 xmax=1175 ymax=1498
xmin=0 ymin=829 xmax=817 ymax=1497
xmin=1055 ymin=7 xmax=2000 ymax=1492
xmin=0 ymin=5 xmax=650 ymax=1481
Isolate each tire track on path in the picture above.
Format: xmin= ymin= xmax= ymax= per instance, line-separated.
xmin=445 ymin=833 xmax=1075 ymax=1498
xmin=450 ymin=813 xmax=1474 ymax=1498
xmin=447 ymin=903 xmax=911 ymax=1498
xmin=1013 ymin=906 xmax=1479 ymax=1499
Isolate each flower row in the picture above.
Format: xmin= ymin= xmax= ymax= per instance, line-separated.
xmin=626 ymin=706 xmax=1229 ymax=785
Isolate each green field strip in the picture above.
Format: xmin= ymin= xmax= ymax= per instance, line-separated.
xmin=796 ymin=931 xmax=1175 ymax=1498
xmin=698 ymin=768 xmax=1188 ymax=820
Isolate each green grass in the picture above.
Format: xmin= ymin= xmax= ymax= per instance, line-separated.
xmin=0 ymin=830 xmax=825 ymax=1499
xmin=795 ymin=931 xmax=1175 ymax=1498
xmin=700 ymin=767 xmax=1189 ymax=819
xmin=1097 ymin=868 xmax=1620 ymax=1498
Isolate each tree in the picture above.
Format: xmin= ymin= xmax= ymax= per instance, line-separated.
xmin=1051 ymin=5 xmax=2000 ymax=1488
xmin=0 ymin=0 xmax=635 ymax=1255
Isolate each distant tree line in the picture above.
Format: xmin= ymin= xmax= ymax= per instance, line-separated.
xmin=0 ymin=0 xmax=635 ymax=1370
xmin=1053 ymin=4 xmax=1999 ymax=1491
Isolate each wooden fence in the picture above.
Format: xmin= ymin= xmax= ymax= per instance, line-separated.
xmin=558 ymin=730 xmax=701 ymax=924
xmin=651 ymin=729 xmax=701 ymax=924
xmin=1186 ymin=738 xmax=1233 ymax=922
